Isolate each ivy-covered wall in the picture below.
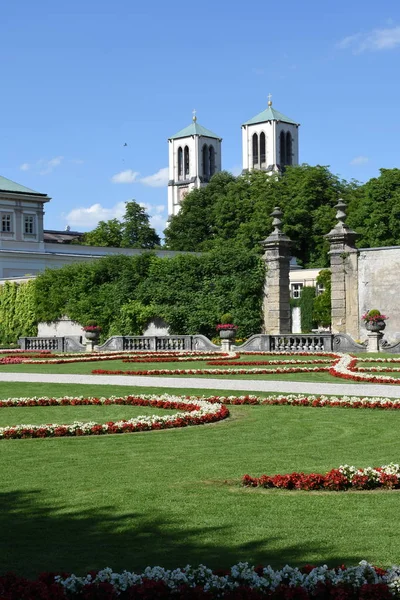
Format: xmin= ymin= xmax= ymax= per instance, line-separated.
xmin=0 ymin=280 xmax=37 ymax=344
xmin=0 ymin=247 xmax=265 ymax=344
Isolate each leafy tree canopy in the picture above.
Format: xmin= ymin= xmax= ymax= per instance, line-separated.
xmin=347 ymin=168 xmax=400 ymax=249
xmin=81 ymin=201 xmax=160 ymax=249
xmin=164 ymin=165 xmax=352 ymax=267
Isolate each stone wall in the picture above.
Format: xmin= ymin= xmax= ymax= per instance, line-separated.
xmin=358 ymin=247 xmax=400 ymax=342
xmin=38 ymin=316 xmax=84 ymax=338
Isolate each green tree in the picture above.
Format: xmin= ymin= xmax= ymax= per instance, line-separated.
xmin=81 ymin=219 xmax=123 ymax=247
xmin=164 ymin=165 xmax=352 ymax=267
xmin=347 ymin=168 xmax=400 ymax=248
xmin=121 ymin=201 xmax=160 ymax=248
xmin=81 ymin=201 xmax=160 ymax=249
xmin=164 ymin=172 xmax=236 ymax=251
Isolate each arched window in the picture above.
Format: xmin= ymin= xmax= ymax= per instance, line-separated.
xmin=178 ymin=147 xmax=183 ymax=178
xmin=279 ymin=131 xmax=286 ymax=166
xmin=209 ymin=146 xmax=215 ymax=177
xmin=184 ymin=146 xmax=190 ymax=177
xmin=260 ymin=132 xmax=266 ymax=165
xmin=252 ymin=133 xmax=259 ymax=166
xmin=286 ymin=132 xmax=292 ymax=166
xmin=202 ymin=144 xmax=209 ymax=178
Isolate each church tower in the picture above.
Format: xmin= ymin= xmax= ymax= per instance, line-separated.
xmin=242 ymin=96 xmax=299 ymax=173
xmin=168 ymin=112 xmax=222 ymax=217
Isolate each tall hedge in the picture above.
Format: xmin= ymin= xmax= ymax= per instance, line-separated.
xmin=29 ymin=247 xmax=265 ymax=342
xmin=299 ymin=286 xmax=316 ymax=333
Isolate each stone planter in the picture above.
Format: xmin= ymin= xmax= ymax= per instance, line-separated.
xmin=365 ymin=321 xmax=386 ymax=332
xmin=85 ymin=331 xmax=100 ymax=342
xmin=219 ymin=329 xmax=237 ymax=341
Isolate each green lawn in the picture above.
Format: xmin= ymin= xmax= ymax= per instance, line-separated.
xmin=2 ymin=380 xmax=400 ymax=577
xmin=0 ymin=354 xmax=361 ymax=383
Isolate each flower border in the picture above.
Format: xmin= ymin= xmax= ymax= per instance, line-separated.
xmin=243 ymin=463 xmax=400 ymax=491
xmin=7 ymin=560 xmax=399 ymax=599
xmin=0 ymin=394 xmax=228 ymax=440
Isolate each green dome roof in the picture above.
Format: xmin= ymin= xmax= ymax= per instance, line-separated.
xmin=243 ymin=105 xmax=299 ymax=126
xmin=169 ymin=121 xmax=221 ymax=140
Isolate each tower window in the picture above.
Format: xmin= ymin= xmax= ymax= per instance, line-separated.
xmin=1 ymin=213 xmax=12 ymax=233
xmin=209 ymin=146 xmax=215 ymax=177
xmin=252 ymin=133 xmax=259 ymax=166
xmin=279 ymin=131 xmax=286 ymax=166
xmin=184 ymin=146 xmax=190 ymax=177
xmin=178 ymin=147 xmax=183 ymax=178
xmin=260 ymin=132 xmax=266 ymax=165
xmin=286 ymin=132 xmax=292 ymax=166
xmin=202 ymin=144 xmax=209 ymax=178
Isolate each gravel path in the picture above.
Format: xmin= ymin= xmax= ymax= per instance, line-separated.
xmin=0 ymin=372 xmax=400 ymax=398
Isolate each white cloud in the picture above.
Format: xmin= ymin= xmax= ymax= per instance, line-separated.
xmin=64 ymin=201 xmax=167 ymax=233
xmin=338 ymin=26 xmax=400 ymax=53
xmin=111 ymin=169 xmax=139 ymax=184
xmin=140 ymin=167 xmax=169 ymax=188
xmin=39 ymin=156 xmax=64 ymax=175
xmin=19 ymin=156 xmax=64 ymax=175
xmin=350 ymin=155 xmax=369 ymax=166
xmin=65 ymin=202 xmax=126 ymax=228
xmin=149 ymin=213 xmax=167 ymax=234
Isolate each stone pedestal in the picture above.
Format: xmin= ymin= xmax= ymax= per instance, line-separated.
xmin=85 ymin=340 xmax=96 ymax=352
xmin=261 ymin=207 xmax=292 ymax=334
xmin=221 ymin=339 xmax=233 ymax=353
xmin=325 ymin=201 xmax=359 ymax=339
xmin=366 ymin=331 xmax=383 ymax=353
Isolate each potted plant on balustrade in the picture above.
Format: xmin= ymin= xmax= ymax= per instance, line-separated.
xmin=83 ymin=320 xmax=102 ymax=342
xmin=362 ymin=309 xmax=388 ymax=332
xmin=216 ymin=313 xmax=238 ymax=341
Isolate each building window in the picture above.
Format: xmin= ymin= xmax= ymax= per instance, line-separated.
xmin=260 ymin=132 xmax=266 ymax=165
xmin=24 ymin=215 xmax=35 ymax=234
xmin=178 ymin=147 xmax=183 ymax=178
xmin=252 ymin=133 xmax=259 ymax=166
xmin=279 ymin=131 xmax=286 ymax=166
xmin=202 ymin=144 xmax=209 ymax=178
xmin=291 ymin=283 xmax=303 ymax=299
xmin=1 ymin=214 xmax=12 ymax=233
xmin=316 ymin=283 xmax=325 ymax=296
xmin=286 ymin=132 xmax=292 ymax=165
xmin=209 ymin=146 xmax=215 ymax=177
xmin=184 ymin=146 xmax=190 ymax=177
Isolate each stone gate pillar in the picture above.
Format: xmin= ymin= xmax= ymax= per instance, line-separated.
xmin=325 ymin=200 xmax=359 ymax=338
xmin=261 ymin=207 xmax=292 ymax=334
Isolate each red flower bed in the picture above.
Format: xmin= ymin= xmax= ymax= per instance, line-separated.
xmin=242 ymin=467 xmax=400 ymax=491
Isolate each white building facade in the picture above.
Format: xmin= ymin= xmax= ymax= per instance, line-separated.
xmin=167 ymin=115 xmax=222 ymax=216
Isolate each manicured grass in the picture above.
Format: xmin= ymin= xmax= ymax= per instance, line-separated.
xmin=2 ymin=381 xmax=400 ymax=577
xmin=0 ymin=405 xmax=176 ymax=427
xmin=0 ymin=355 xmax=359 ymax=383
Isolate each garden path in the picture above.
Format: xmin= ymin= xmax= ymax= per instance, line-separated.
xmin=0 ymin=372 xmax=399 ymax=398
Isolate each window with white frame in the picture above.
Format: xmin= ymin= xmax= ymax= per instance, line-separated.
xmin=291 ymin=283 xmax=303 ymax=299
xmin=24 ymin=215 xmax=35 ymax=234
xmin=1 ymin=213 xmax=12 ymax=233
xmin=316 ymin=283 xmax=325 ymax=296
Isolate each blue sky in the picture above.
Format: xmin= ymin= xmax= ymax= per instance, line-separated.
xmin=1 ymin=0 xmax=399 ymax=236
